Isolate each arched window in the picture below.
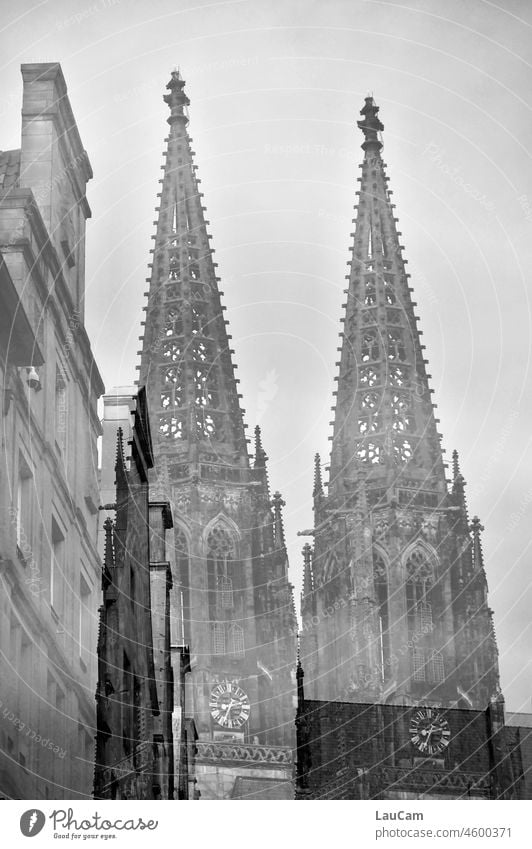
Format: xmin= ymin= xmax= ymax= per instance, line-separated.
xmin=212 ymin=622 xmax=226 ymax=655
xmin=405 ymin=548 xmax=443 ymax=685
xmin=175 ymin=528 xmax=189 ymax=644
xmin=373 ymin=553 xmax=390 ymax=681
xmin=207 ymin=525 xmax=236 ymax=616
xmin=229 ymin=624 xmax=245 ymax=658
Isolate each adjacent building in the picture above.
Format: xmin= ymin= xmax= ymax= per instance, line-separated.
xmin=0 ymin=63 xmax=104 ymax=798
xmin=94 ymin=388 xmax=188 ymax=799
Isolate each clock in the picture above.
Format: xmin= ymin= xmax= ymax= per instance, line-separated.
xmin=409 ymin=707 xmax=451 ymax=755
xmin=209 ymin=680 xmax=250 ymax=729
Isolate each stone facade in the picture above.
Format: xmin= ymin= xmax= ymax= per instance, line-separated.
xmin=297 ymin=98 xmax=506 ymax=798
xmin=0 ymin=64 xmax=104 ymax=798
xmin=94 ymin=388 xmax=179 ymax=799
xmin=296 ymin=686 xmax=526 ymax=799
xmin=137 ymin=72 xmax=297 ymax=799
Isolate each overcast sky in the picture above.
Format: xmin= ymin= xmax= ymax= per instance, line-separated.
xmin=1 ymin=0 xmax=531 ymax=711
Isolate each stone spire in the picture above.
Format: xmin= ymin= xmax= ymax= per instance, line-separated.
xmin=328 ymin=97 xmax=445 ymax=502
xmin=138 ymin=71 xmax=248 ymax=477
xmin=300 ymin=96 xmax=501 ymax=712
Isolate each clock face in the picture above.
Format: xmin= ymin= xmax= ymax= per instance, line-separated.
xmin=409 ymin=707 xmax=451 ymax=755
xmin=209 ymin=681 xmax=250 ymax=729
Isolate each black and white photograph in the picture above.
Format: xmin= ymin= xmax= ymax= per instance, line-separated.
xmin=0 ymin=0 xmax=531 ymax=843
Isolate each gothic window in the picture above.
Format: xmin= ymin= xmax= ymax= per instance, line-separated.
xmin=175 ymin=528 xmax=189 ymax=644
xmin=194 ymin=366 xmax=219 ymax=408
xmin=359 ymin=366 xmax=378 ymax=387
xmin=212 ymin=622 xmax=226 ymax=655
xmin=387 ymin=328 xmax=406 ymax=361
xmin=362 ymin=308 xmax=377 ymax=325
xmin=162 ymin=340 xmax=183 ymax=364
xmin=355 ymin=441 xmax=381 ymax=465
xmin=168 ymin=253 xmax=180 ymax=281
xmin=412 ymin=647 xmax=426 ymax=681
xmin=364 ymin=280 xmax=376 ymax=306
xmin=207 ymin=526 xmax=236 ymax=618
xmin=374 ymin=553 xmax=390 ymax=681
xmin=361 ymin=391 xmax=380 ymax=411
xmin=164 ymin=307 xmax=183 ymax=337
xmin=384 ymin=281 xmax=396 ymax=305
xmin=391 ymin=393 xmax=415 ymax=433
xmin=229 ymin=624 xmax=245 ymax=658
xmin=428 ymin=651 xmax=444 ymax=683
xmin=191 ymin=303 xmax=209 ymax=336
xmin=367 ymin=225 xmax=373 ymax=259
xmin=393 ymin=438 xmax=414 ymax=463
xmin=161 ymin=366 xmax=184 ymax=409
xmin=358 ymin=414 xmax=380 ymax=435
xmin=218 ymin=576 xmax=233 ymax=609
xmin=388 ymin=365 xmax=408 ymax=387
xmin=192 ymin=340 xmax=210 ymax=363
xmin=197 ymin=411 xmax=219 ymax=438
xmin=159 ymin=413 xmax=185 ymax=440
xmin=361 ymin=330 xmax=379 ymax=362
xmin=386 ymin=309 xmax=400 ymax=324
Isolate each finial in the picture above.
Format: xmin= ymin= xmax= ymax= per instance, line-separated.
xmin=302 ymin=543 xmax=314 ymax=597
xmin=271 ymin=491 xmax=286 ymax=548
xmin=469 ymin=516 xmax=485 ymax=572
xmin=313 ymin=453 xmax=323 ymax=499
xmin=102 ymin=517 xmax=114 ymax=589
xmin=452 ymin=449 xmax=461 ymax=480
xmin=357 ymin=96 xmax=384 ymax=153
xmin=254 ymin=424 xmax=268 ymax=468
xmin=164 ymin=69 xmax=190 ymax=126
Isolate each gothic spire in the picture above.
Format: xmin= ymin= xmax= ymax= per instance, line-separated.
xmin=313 ymin=452 xmax=323 ymax=501
xmin=301 ymin=543 xmax=314 ymax=606
xmin=138 ymin=71 xmax=248 ymax=475
xmin=271 ymin=491 xmax=286 ymax=549
xmin=328 ymin=97 xmax=446 ymax=501
xmin=470 ymin=516 xmax=486 ymax=573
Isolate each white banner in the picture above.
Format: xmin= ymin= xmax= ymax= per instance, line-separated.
xmin=2 ymin=800 xmax=530 ymax=848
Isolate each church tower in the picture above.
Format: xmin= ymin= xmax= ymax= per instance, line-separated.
xmin=137 ymin=72 xmax=296 ymax=800
xmin=300 ymin=97 xmax=500 ymax=713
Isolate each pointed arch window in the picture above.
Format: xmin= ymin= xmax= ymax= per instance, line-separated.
xmin=168 ymin=253 xmax=181 ymax=281
xmin=387 ymin=328 xmax=406 ymax=362
xmin=191 ymin=302 xmax=209 ymax=336
xmin=384 ymin=280 xmax=396 ymax=305
xmin=175 ymin=528 xmax=189 ymax=644
xmin=212 ymin=622 xmax=226 ymax=655
xmin=159 ymin=413 xmax=185 ymax=440
xmin=161 ymin=365 xmax=184 ymax=409
xmin=229 ymin=624 xmax=245 ymax=658
xmin=355 ymin=441 xmax=381 ymax=465
xmin=364 ymin=280 xmax=377 ymax=306
xmin=361 ymin=330 xmax=379 ymax=362
xmin=218 ymin=576 xmax=233 ymax=610
xmin=406 ymin=548 xmax=444 ymax=685
xmin=207 ymin=525 xmax=237 ymax=617
xmin=388 ymin=365 xmax=408 ymax=387
xmin=374 ymin=553 xmax=390 ymax=681
xmin=412 ymin=647 xmax=426 ymax=681
xmin=162 ymin=340 xmax=184 ymax=364
xmin=359 ymin=366 xmax=379 ymax=387
xmin=164 ymin=307 xmax=184 ymax=338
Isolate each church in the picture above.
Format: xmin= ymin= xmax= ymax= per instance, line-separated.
xmin=0 ymin=62 xmax=530 ymax=801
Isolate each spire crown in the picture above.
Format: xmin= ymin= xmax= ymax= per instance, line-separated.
xmin=164 ymin=70 xmax=190 ymax=125
xmin=357 ymin=96 xmax=384 ymax=152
